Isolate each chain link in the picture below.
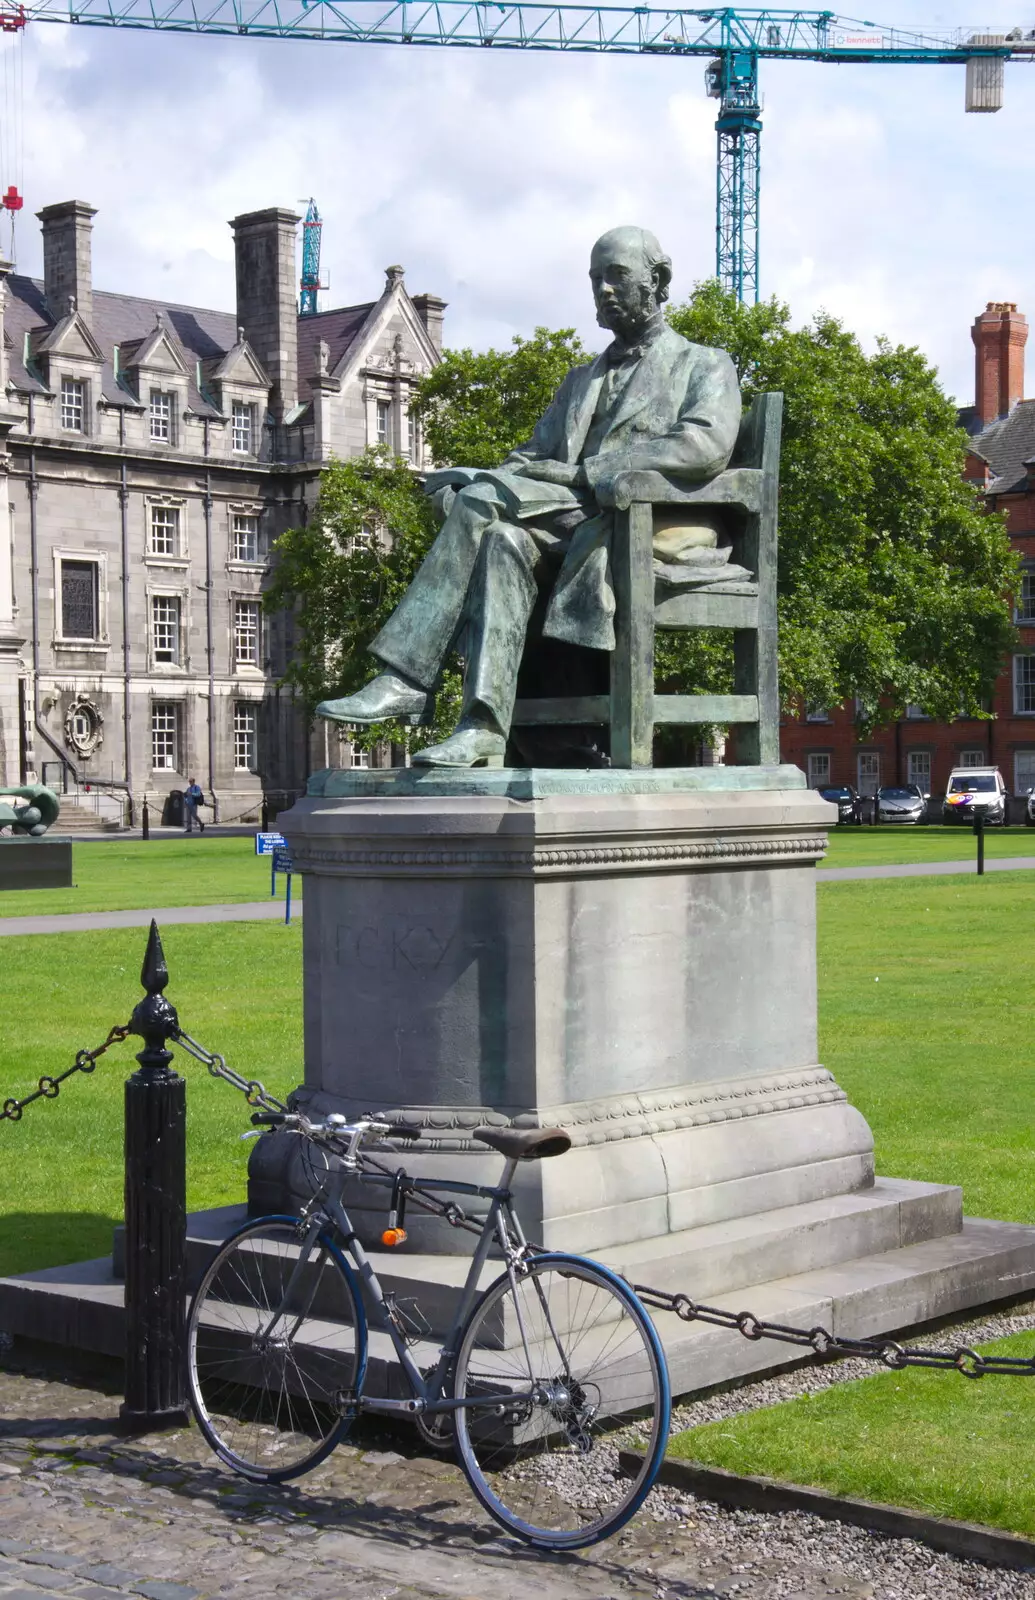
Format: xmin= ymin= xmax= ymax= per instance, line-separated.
xmin=173 ymin=1029 xmax=288 ymax=1116
xmin=1 ymin=1024 xmax=130 ymax=1124
xmin=632 ymin=1285 xmax=1035 ymax=1380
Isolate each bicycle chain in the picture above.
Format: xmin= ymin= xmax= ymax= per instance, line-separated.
xmin=632 ymin=1285 xmax=1035 ymax=1380
xmin=1 ymin=1024 xmax=131 ymax=1124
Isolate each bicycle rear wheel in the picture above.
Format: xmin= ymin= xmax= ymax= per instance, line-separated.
xmin=186 ymin=1215 xmax=366 ymax=1483
xmin=452 ymin=1253 xmax=670 ymax=1549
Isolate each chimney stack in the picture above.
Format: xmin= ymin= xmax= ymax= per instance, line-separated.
xmin=37 ymin=200 xmax=97 ymax=326
xmin=229 ymin=207 xmax=301 ymax=422
xmin=972 ymin=301 xmax=1027 ymax=425
xmin=412 ymin=292 xmax=447 ymax=356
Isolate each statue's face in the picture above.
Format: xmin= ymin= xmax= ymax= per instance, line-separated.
xmin=589 ymin=235 xmax=659 ymax=344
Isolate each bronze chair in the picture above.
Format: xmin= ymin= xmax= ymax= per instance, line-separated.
xmin=511 ymin=391 xmax=782 ymax=768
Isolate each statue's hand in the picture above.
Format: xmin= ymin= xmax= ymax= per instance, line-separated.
xmin=0 ymin=785 xmax=60 ymax=836
xmin=519 ymin=460 xmax=586 ymax=488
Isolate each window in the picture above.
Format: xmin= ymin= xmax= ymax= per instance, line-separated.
xmin=349 ymin=742 xmax=370 ymax=769
xmin=906 ymin=751 xmax=932 ymax=791
xmin=233 ymin=600 xmax=260 ymax=667
xmin=149 ymin=390 xmax=174 ymax=444
xmin=857 ymin=752 xmax=880 ymax=797
xmin=1015 ymin=751 xmax=1035 ymax=794
xmin=232 ymin=401 xmax=255 ymax=454
xmin=376 ymin=400 xmax=390 ymax=447
xmin=233 ymin=703 xmax=257 ymax=771
xmin=231 ymin=511 xmax=260 ymax=563
xmin=60 ymin=559 xmax=98 ymax=640
xmin=960 ymin=748 xmax=987 ymax=768
xmin=149 ymin=504 xmax=181 ymax=557
xmin=151 ymin=702 xmax=179 ymax=770
xmin=1015 ymin=655 xmax=1035 ymax=713
xmin=408 ymin=410 xmax=420 ymax=464
xmin=151 ymin=595 xmax=181 ymax=664
xmin=1017 ymin=572 xmax=1035 ymax=623
xmin=60 ymin=377 xmax=84 ymax=433
xmin=905 ymin=705 xmax=928 ymax=720
xmin=806 ymin=753 xmax=831 ymax=787
xmin=805 ymin=706 xmax=830 ymax=723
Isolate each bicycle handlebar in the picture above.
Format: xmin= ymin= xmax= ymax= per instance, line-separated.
xmin=249 ymin=1110 xmax=422 ymax=1146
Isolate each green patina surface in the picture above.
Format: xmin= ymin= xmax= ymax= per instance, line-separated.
xmin=306 ymin=763 xmax=807 ymax=800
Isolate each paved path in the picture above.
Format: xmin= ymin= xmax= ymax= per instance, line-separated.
xmin=816 ymin=856 xmax=1035 ymax=882
xmin=0 ymin=902 xmax=299 ymax=936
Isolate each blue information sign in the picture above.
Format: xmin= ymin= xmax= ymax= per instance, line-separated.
xmin=255 ymin=831 xmax=287 ymax=856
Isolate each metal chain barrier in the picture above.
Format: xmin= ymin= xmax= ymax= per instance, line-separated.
xmin=632 ymin=1284 xmax=1035 ymax=1380
xmin=1 ymin=1023 xmax=130 ymax=1123
xmin=173 ymin=1028 xmax=288 ymax=1117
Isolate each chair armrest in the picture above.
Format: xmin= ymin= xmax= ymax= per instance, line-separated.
xmin=610 ymin=467 xmax=764 ymax=513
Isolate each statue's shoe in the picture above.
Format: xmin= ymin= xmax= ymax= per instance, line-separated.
xmin=413 ymin=726 xmax=506 ymax=768
xmin=316 ymin=673 xmax=427 ymax=724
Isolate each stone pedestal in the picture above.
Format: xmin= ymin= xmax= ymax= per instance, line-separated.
xmin=249 ymin=764 xmax=876 ymax=1261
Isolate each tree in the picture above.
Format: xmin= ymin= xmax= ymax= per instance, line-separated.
xmin=665 ymin=282 xmax=1018 ymax=729
xmin=409 ymin=327 xmax=591 ymax=466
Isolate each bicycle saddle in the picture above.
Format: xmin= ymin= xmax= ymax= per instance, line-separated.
xmin=473 ymin=1126 xmax=571 ymax=1161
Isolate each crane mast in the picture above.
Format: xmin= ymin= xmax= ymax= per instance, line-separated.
xmin=13 ymin=4 xmax=1033 ymax=303
xmin=299 ymin=197 xmax=322 ymax=316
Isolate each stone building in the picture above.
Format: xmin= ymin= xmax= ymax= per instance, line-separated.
xmin=780 ymin=302 xmax=1035 ymax=807
xmin=0 ymin=200 xmax=445 ymax=821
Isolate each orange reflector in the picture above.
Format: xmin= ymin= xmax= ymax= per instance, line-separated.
xmin=381 ymin=1227 xmax=408 ymax=1247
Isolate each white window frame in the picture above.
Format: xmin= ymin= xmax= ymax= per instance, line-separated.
xmin=149 ymin=389 xmax=175 ymax=445
xmin=233 ymin=701 xmax=258 ymax=772
xmin=904 ymin=705 xmax=929 ymax=720
xmin=960 ymin=748 xmax=987 ymax=768
xmin=349 ymin=741 xmax=371 ymax=769
xmin=1015 ymin=751 xmax=1035 ymax=794
xmin=1017 ymin=570 xmax=1035 ymax=624
xmin=233 ymin=598 xmax=261 ymax=668
xmin=1014 ymin=654 xmax=1035 ymax=714
xmin=149 ymin=502 xmax=181 ymax=558
xmin=906 ymin=750 xmax=932 ymax=792
xmin=60 ymin=376 xmax=86 ymax=433
xmin=230 ymin=508 xmax=262 ymax=565
xmin=805 ymin=706 xmax=830 ymax=724
xmin=231 ymin=400 xmax=256 ymax=454
xmin=857 ymin=752 xmax=881 ymax=797
xmin=151 ymin=701 xmax=181 ymax=772
xmin=408 ymin=408 xmax=420 ymax=464
xmin=806 ymin=752 xmax=831 ymax=787
xmin=150 ymin=593 xmax=183 ymax=666
xmin=376 ymin=399 xmax=391 ymax=447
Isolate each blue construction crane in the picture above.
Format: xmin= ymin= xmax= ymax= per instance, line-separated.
xmin=13 ymin=3 xmax=1034 ymax=302
xmin=299 ymin=196 xmax=322 ymax=315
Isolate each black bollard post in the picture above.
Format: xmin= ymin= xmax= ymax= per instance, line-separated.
xmin=141 ymin=797 xmax=150 ymax=841
xmin=975 ymin=811 xmax=985 ymax=877
xmin=120 ymin=920 xmax=188 ymax=1431
xmin=261 ymin=795 xmax=269 ymax=833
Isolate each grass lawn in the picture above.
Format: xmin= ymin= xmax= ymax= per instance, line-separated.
xmin=668 ymin=1327 xmax=1035 ymax=1537
xmin=0 ymin=838 xmax=298 ymax=918
xmin=0 ymin=922 xmax=302 ymax=1275
xmin=823 ymin=822 xmax=1034 ymax=868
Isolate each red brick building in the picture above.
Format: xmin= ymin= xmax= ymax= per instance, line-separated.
xmin=780 ymin=302 xmax=1035 ymax=806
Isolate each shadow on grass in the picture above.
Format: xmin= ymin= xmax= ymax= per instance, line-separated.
xmin=0 ymin=1213 xmax=118 ymax=1276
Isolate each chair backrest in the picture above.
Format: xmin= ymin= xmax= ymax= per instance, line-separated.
xmin=730 ymin=391 xmax=782 ymax=477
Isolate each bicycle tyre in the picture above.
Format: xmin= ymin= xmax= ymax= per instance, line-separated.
xmin=186 ymin=1214 xmax=367 ymax=1483
xmin=451 ymin=1252 xmax=670 ymax=1549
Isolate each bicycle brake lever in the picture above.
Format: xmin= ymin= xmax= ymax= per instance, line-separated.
xmin=239 ymin=1130 xmax=262 ymax=1141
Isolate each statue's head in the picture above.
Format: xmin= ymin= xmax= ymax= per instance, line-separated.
xmin=589 ymin=226 xmax=672 ymax=344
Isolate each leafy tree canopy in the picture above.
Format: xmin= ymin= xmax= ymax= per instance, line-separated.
xmin=665 ymin=282 xmax=1017 ymax=727
xmin=266 ymin=288 xmax=1016 ymax=744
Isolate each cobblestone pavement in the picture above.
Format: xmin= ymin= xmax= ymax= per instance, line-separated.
xmin=0 ymin=1349 xmax=1030 ymax=1600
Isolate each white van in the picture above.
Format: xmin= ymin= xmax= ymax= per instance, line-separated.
xmin=942 ymin=767 xmax=1007 ymax=826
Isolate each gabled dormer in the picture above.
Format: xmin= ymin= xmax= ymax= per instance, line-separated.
xmin=33 ymin=299 xmax=105 ymax=439
xmin=119 ymin=313 xmax=192 ymax=447
xmin=205 ymin=329 xmax=271 ymax=462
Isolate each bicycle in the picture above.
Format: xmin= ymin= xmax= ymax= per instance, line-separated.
xmin=185 ymin=1110 xmax=671 ymax=1550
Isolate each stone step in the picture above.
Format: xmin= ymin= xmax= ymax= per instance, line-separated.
xmin=6 ymin=1195 xmax=1035 ymax=1398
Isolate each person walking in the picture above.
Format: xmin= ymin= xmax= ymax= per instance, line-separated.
xmin=184 ymin=777 xmax=205 ymax=834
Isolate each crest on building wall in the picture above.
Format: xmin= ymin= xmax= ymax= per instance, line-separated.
xmin=64 ymin=695 xmax=104 ymax=757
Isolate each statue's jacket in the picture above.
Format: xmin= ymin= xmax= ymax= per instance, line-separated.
xmin=497 ymin=324 xmax=742 ymax=652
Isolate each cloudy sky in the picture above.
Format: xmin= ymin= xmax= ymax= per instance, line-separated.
xmin=2 ymin=1 xmax=1033 ymax=402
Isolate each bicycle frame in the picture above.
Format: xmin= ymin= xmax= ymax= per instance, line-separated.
xmin=279 ymin=1150 xmax=548 ymax=1423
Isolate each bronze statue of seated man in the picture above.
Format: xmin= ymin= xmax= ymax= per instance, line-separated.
xmin=317 ymin=225 xmax=742 ymax=767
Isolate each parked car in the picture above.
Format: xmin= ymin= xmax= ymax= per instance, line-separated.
xmin=816 ymin=784 xmax=863 ymax=825
xmin=1026 ymin=788 xmax=1035 ymax=827
xmin=876 ymin=784 xmax=927 ymax=824
xmin=942 ymin=767 xmax=1007 ymax=826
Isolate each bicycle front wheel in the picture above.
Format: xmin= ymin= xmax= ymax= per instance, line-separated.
xmin=186 ymin=1215 xmax=366 ymax=1483
xmin=452 ymin=1253 xmax=670 ymax=1549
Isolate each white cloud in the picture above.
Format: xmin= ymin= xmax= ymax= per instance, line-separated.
xmin=0 ymin=0 xmax=1030 ymax=404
